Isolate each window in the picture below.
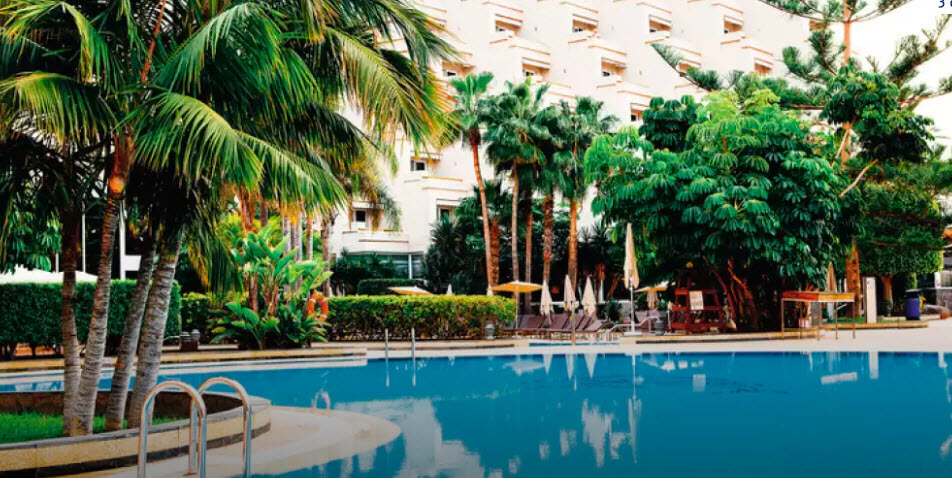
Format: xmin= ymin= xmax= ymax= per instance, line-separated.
xmin=523 ymin=69 xmax=535 ymax=78
xmin=495 ymin=24 xmax=507 ymax=33
xmin=630 ymin=112 xmax=641 ymax=122
xmin=353 ymin=209 xmax=367 ymax=224
xmin=602 ymin=70 xmax=612 ymax=77
xmin=754 ymin=63 xmax=771 ymax=76
xmin=438 ymin=206 xmax=454 ymax=220
xmin=572 ymin=25 xmax=585 ymax=33
xmin=648 ymin=20 xmax=671 ymax=34
xmin=410 ymin=160 xmax=426 ymax=172
xmin=723 ymin=19 xmax=742 ymax=34
xmin=444 ymin=69 xmax=458 ymax=77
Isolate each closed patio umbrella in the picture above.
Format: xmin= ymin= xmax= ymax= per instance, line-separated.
xmin=564 ymin=275 xmax=578 ymax=345
xmin=623 ymin=224 xmax=639 ymax=331
xmin=446 ymin=284 xmax=454 ymax=296
xmin=582 ymin=277 xmax=597 ymax=316
xmin=563 ymin=275 xmax=577 ymax=311
xmin=623 ymin=224 xmax=639 ymax=290
xmin=540 ymin=280 xmax=554 ymax=319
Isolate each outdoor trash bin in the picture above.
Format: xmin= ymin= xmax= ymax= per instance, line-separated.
xmin=906 ymin=289 xmax=921 ymax=320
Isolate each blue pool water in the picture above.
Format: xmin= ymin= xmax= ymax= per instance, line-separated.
xmin=7 ymin=352 xmax=952 ymax=477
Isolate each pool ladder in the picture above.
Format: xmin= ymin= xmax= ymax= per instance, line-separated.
xmin=136 ymin=377 xmax=253 ymax=478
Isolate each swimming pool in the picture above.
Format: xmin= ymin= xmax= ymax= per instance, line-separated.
xmin=6 ymin=352 xmax=952 ymax=477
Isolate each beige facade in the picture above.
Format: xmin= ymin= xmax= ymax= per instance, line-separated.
xmin=330 ymin=0 xmax=813 ymax=276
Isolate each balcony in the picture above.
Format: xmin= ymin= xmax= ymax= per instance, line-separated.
xmin=415 ymin=0 xmax=448 ymax=25
xmin=492 ymin=35 xmax=552 ymax=69
xmin=712 ymin=0 xmax=744 ymax=27
xmin=722 ymin=34 xmax=775 ymax=73
xmin=561 ymin=0 xmax=599 ymax=26
xmin=446 ymin=37 xmax=476 ymax=68
xmin=405 ymin=175 xmax=471 ymax=194
xmin=597 ymin=79 xmax=653 ymax=110
xmin=532 ymin=78 xmax=575 ymax=105
xmin=483 ymin=0 xmax=524 ymax=28
xmin=580 ymin=36 xmax=627 ymax=68
xmin=638 ymin=0 xmax=673 ymax=31
xmin=339 ymin=230 xmax=411 ymax=254
xmin=660 ymin=36 xmax=702 ymax=70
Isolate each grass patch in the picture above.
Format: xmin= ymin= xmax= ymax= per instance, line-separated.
xmin=0 ymin=412 xmax=177 ymax=444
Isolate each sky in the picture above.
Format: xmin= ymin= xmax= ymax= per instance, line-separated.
xmin=851 ymin=5 xmax=952 ymax=146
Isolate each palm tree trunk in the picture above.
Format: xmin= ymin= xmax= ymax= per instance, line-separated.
xmin=471 ymin=135 xmax=495 ymax=287
xmin=71 ymin=137 xmax=132 ymax=435
xmin=305 ymin=213 xmax=314 ymax=260
xmin=104 ymin=235 xmax=157 ymax=431
xmin=524 ymin=206 xmax=533 ymax=314
xmin=490 ymin=219 xmax=501 ymax=286
xmin=59 ymin=207 xmax=82 ymax=436
xmin=568 ymin=198 xmax=579 ymax=291
xmin=126 ymin=233 xmax=182 ymax=428
xmin=882 ymin=274 xmax=894 ymax=305
xmin=321 ymin=214 xmax=332 ymax=296
xmin=542 ymin=194 xmax=554 ymax=284
xmin=511 ymin=171 xmax=520 ymax=307
xmin=847 ymin=240 xmax=862 ymax=317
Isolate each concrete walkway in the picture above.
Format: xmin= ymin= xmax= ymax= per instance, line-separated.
xmin=68 ymin=407 xmax=400 ymax=478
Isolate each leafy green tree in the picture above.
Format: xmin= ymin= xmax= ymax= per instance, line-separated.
xmin=587 ymin=90 xmax=852 ymax=330
xmin=859 ymin=183 xmax=944 ymax=305
xmin=638 ymin=96 xmax=699 ymax=153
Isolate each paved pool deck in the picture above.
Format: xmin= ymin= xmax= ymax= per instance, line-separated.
xmin=67 ymin=407 xmax=400 ymax=478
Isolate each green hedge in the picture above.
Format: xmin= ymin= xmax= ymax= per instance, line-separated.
xmin=0 ymin=281 xmax=181 ymax=352
xmin=181 ymin=293 xmax=213 ymax=336
xmin=355 ymin=278 xmax=421 ymax=295
xmin=326 ymin=296 xmax=516 ymax=339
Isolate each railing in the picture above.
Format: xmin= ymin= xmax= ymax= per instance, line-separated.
xmin=194 ymin=377 xmax=253 ymax=478
xmin=138 ymin=377 xmax=254 ymax=478
xmin=137 ymin=380 xmax=208 ymax=478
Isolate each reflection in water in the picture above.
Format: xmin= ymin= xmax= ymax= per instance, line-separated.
xmin=5 ymin=353 xmax=952 ymax=477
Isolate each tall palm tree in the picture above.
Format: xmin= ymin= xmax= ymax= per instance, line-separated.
xmin=550 ymin=97 xmax=616 ymax=291
xmin=449 ymin=72 xmax=496 ymax=288
xmin=484 ymin=80 xmax=551 ymax=307
xmin=3 ymin=0 xmax=452 ymax=435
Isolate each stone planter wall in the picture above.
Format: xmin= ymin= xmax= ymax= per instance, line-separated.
xmin=0 ymin=390 xmax=270 ymax=476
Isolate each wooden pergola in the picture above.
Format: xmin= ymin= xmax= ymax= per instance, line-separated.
xmin=780 ymin=291 xmax=856 ymax=340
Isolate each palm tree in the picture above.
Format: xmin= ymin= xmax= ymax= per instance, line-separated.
xmin=449 ymin=72 xmax=496 ymax=288
xmin=3 ymin=0 xmax=453 ymax=435
xmin=483 ymin=80 xmax=552 ymax=307
xmin=550 ymin=97 xmax=616 ymax=291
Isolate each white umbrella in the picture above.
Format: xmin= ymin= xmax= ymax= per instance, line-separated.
xmin=540 ymin=280 xmax=554 ymax=317
xmin=446 ymin=284 xmax=454 ymax=296
xmin=582 ymin=277 xmax=597 ymax=316
xmin=563 ymin=275 xmax=577 ymax=311
xmin=623 ymin=224 xmax=639 ymax=290
xmin=0 ymin=266 xmax=97 ymax=284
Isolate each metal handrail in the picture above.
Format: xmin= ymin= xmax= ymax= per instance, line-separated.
xmin=194 ymin=377 xmax=254 ymax=478
xmin=137 ymin=380 xmax=207 ymax=478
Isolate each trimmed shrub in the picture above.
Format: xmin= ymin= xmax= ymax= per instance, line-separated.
xmin=326 ymin=296 xmax=516 ymax=339
xmin=0 ymin=281 xmax=181 ymax=354
xmin=355 ymin=278 xmax=420 ymax=295
xmin=181 ymin=293 xmax=220 ymax=340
